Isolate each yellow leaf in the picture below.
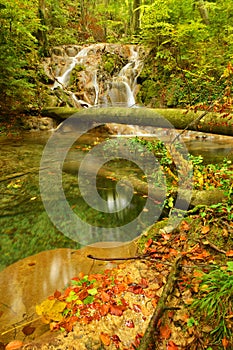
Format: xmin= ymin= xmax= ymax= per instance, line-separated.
xmin=36 ymin=299 xmax=66 ymax=322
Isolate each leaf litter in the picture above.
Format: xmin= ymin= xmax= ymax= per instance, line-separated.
xmin=8 ymin=216 xmax=233 ymax=350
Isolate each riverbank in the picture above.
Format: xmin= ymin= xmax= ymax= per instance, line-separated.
xmin=1 ymin=209 xmax=233 ymax=349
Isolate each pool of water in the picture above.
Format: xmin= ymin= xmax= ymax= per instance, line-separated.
xmin=0 ymin=127 xmax=232 ymax=270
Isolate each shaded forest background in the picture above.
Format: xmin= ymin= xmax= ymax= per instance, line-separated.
xmin=1 ymin=0 xmax=233 ymax=114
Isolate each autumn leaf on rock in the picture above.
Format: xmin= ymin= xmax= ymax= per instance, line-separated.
xmin=110 ymin=304 xmax=125 ymax=316
xmin=36 ymin=299 xmax=66 ymax=322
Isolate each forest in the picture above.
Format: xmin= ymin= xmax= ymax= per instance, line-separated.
xmin=1 ymin=0 xmax=233 ymax=113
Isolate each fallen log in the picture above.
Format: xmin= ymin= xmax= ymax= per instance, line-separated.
xmin=138 ymin=254 xmax=183 ymax=350
xmin=41 ymin=107 xmax=233 ymax=137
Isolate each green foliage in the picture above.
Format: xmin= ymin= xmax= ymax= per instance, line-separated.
xmin=139 ymin=0 xmax=233 ymax=107
xmin=191 ymin=262 xmax=233 ymax=344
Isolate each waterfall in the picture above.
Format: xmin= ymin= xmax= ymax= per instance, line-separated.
xmin=50 ymin=43 xmax=143 ymax=108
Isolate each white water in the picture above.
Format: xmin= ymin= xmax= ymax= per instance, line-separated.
xmin=52 ymin=44 xmax=143 ymax=107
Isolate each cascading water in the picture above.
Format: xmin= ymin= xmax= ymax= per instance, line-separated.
xmin=50 ymin=43 xmax=143 ymax=108
xmin=47 ymin=43 xmax=145 ymax=229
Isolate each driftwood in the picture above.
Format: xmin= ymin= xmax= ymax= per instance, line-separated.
xmin=138 ymin=255 xmax=182 ymax=350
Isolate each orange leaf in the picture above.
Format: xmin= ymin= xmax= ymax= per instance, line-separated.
xmin=5 ymin=341 xmax=24 ymax=350
xmin=222 ymin=337 xmax=229 ymax=349
xmin=201 ymin=226 xmax=210 ymax=234
xmin=226 ymin=250 xmax=233 ymax=257
xmin=180 ymin=220 xmax=190 ymax=231
xmin=101 ymin=291 xmax=110 ymax=302
xmin=100 ymin=304 xmax=109 ymax=316
xmin=160 ymin=324 xmax=171 ymax=339
xmin=145 ymin=238 xmax=153 ymax=249
xmin=110 ymin=305 xmax=125 ymax=316
xmin=100 ymin=332 xmax=111 ymax=346
xmin=167 ymin=340 xmax=179 ymax=350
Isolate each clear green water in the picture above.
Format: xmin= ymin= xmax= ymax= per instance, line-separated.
xmin=0 ymin=130 xmax=232 ymax=270
xmin=0 ymin=131 xmax=148 ymax=270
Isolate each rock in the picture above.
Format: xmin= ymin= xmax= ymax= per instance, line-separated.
xmin=0 ymin=243 xmax=137 ymax=343
xmin=20 ymin=116 xmax=55 ymax=131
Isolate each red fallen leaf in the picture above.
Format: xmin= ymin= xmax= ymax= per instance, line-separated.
xmin=167 ymin=340 xmax=178 ymax=350
xmin=100 ymin=332 xmax=111 ymax=346
xmin=226 ymin=250 xmax=233 ymax=257
xmin=5 ymin=341 xmax=24 ymax=350
xmin=79 ymin=289 xmax=89 ymax=300
xmin=159 ymin=324 xmax=171 ymax=339
xmin=139 ymin=278 xmax=148 ymax=288
xmin=22 ymin=325 xmax=35 ymax=336
xmin=111 ymin=334 xmax=121 ymax=348
xmin=63 ymin=286 xmax=73 ymax=298
xmin=128 ymin=285 xmax=144 ymax=294
xmin=125 ymin=319 xmax=135 ymax=328
xmin=145 ymin=238 xmax=153 ymax=249
xmin=100 ymin=304 xmax=109 ymax=316
xmin=110 ymin=304 xmax=126 ymax=316
xmin=54 ymin=290 xmax=61 ymax=299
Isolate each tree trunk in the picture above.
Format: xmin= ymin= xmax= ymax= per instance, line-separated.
xmin=132 ymin=0 xmax=141 ymax=34
xmin=196 ymin=0 xmax=210 ymax=25
xmin=38 ymin=0 xmax=49 ymax=57
xmin=41 ymin=107 xmax=233 ymax=137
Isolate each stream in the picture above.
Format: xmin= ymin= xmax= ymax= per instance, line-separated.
xmin=0 ymin=127 xmax=232 ymax=270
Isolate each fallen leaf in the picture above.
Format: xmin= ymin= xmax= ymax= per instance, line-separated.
xmin=36 ymin=299 xmax=66 ymax=322
xmin=167 ymin=340 xmax=179 ymax=350
xmin=54 ymin=290 xmax=61 ymax=299
xmin=226 ymin=250 xmax=233 ymax=257
xmin=160 ymin=324 xmax=171 ymax=339
xmin=180 ymin=220 xmax=190 ymax=231
xmin=101 ymin=290 xmax=110 ymax=302
xmin=100 ymin=332 xmax=111 ymax=346
xmin=5 ymin=341 xmax=23 ymax=350
xmin=22 ymin=325 xmax=35 ymax=336
xmin=110 ymin=304 xmax=125 ymax=316
xmin=201 ymin=225 xmax=210 ymax=234
xmin=125 ymin=319 xmax=135 ymax=328
xmin=145 ymin=238 xmax=153 ymax=249
xmin=222 ymin=337 xmax=229 ymax=349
